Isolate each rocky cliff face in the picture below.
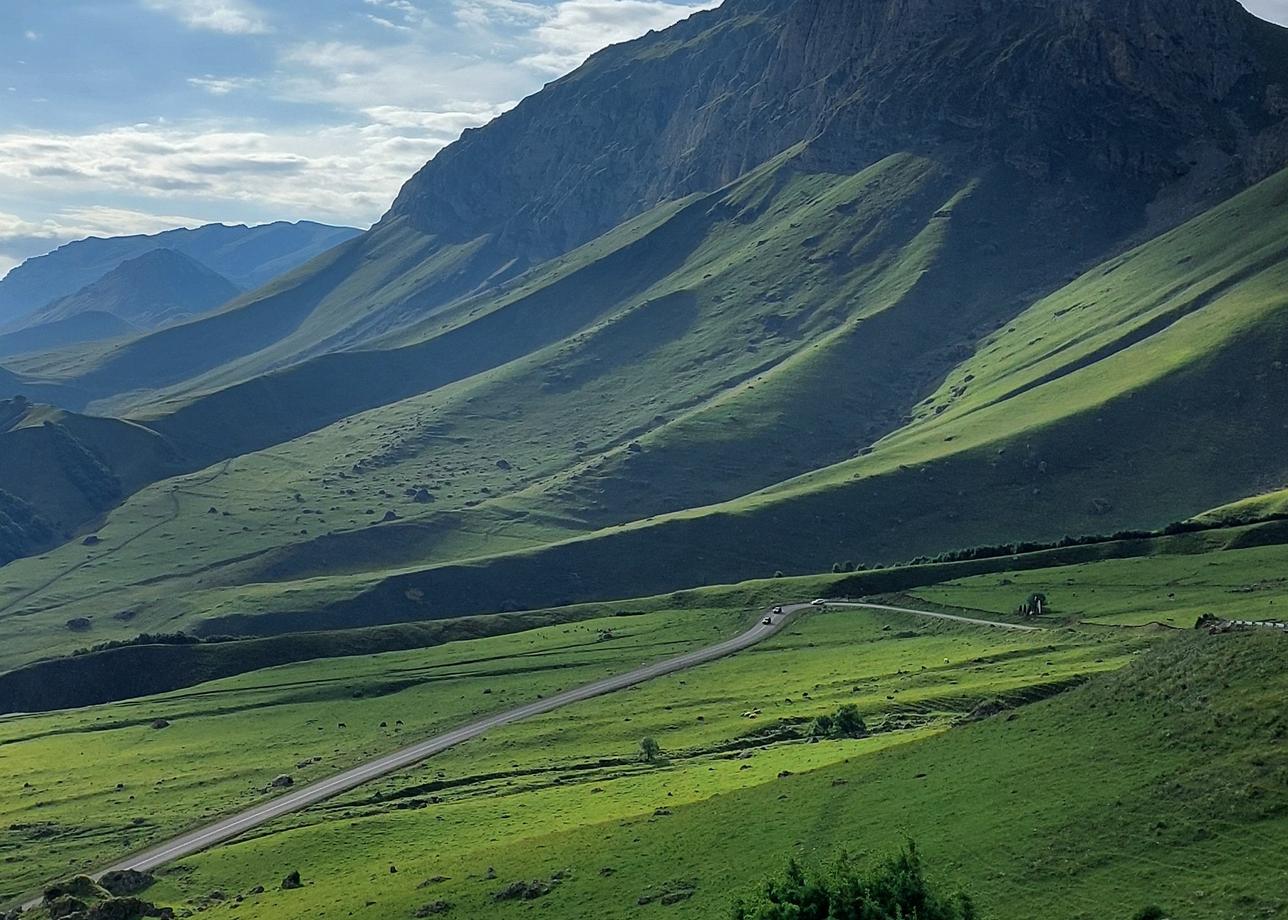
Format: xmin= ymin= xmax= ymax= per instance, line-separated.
xmin=388 ymin=0 xmax=1288 ymax=273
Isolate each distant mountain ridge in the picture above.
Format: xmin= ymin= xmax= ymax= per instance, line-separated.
xmin=0 ymin=220 xmax=361 ymax=327
xmin=29 ymin=248 xmax=238 ymax=326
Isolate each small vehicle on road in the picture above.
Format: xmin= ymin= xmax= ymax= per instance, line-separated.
xmin=772 ymin=606 xmax=783 ymax=615
xmin=762 ymin=616 xmax=774 ymax=626
xmin=811 ymin=598 xmax=827 ymax=606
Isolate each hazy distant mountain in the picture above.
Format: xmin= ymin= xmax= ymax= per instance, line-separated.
xmin=0 ymin=220 xmax=361 ymax=326
xmin=2 ymin=248 xmax=242 ymax=351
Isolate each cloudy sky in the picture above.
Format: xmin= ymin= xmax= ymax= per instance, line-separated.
xmin=0 ymin=0 xmax=717 ymax=276
xmin=0 ymin=0 xmax=1285 ymax=278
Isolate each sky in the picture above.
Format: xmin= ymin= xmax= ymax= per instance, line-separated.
xmin=0 ymin=0 xmax=1285 ymax=278
xmin=0 ymin=0 xmax=717 ymax=276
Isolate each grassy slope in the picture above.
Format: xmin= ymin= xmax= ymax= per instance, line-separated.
xmin=0 ymin=155 xmax=968 ymax=649
xmin=909 ymin=540 xmax=1288 ymax=628
xmin=252 ymin=161 xmax=1288 ymax=630
xmin=8 ymin=572 xmax=1283 ymax=919
xmin=0 ymin=600 xmax=1146 ymax=909
xmin=2 ymin=164 xmax=1287 ymax=668
xmin=0 ymin=399 xmax=184 ymax=540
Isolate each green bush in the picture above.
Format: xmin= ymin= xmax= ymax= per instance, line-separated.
xmin=731 ymin=843 xmax=975 ymax=920
xmin=810 ymin=703 xmax=868 ymax=740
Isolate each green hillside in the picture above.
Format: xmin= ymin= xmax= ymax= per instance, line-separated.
xmin=0 ymin=398 xmax=184 ymax=551
xmin=1 ymin=158 xmax=1286 ymax=666
xmin=4 ymin=550 xmax=1283 ymax=918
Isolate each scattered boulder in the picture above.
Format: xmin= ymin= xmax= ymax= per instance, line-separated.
xmin=45 ymin=877 xmax=107 ymax=903
xmin=960 ymin=699 xmax=1009 ymax=723
xmin=492 ymin=880 xmax=551 ymax=902
xmin=45 ymin=896 xmax=88 ymax=920
xmin=270 ymin=775 xmax=294 ymax=789
xmin=82 ymin=535 xmax=102 ymax=546
xmin=637 ymin=880 xmax=698 ymax=906
xmin=495 ymin=459 xmax=512 ymax=471
xmin=65 ymin=617 xmax=92 ymax=632
xmin=413 ymin=902 xmax=453 ymax=917
xmin=149 ymin=720 xmax=170 ymax=730
xmin=281 ymin=871 xmax=303 ymax=891
xmin=88 ymin=898 xmax=169 ymax=920
xmin=412 ymin=489 xmax=434 ymax=504
xmin=99 ymin=870 xmax=155 ymax=897
xmin=381 ymin=510 xmax=399 ymax=522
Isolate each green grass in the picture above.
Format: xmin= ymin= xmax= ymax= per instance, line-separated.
xmin=7 ymin=536 xmax=1287 ymax=918
xmin=69 ymin=629 xmax=1284 ymax=920
xmin=0 ymin=604 xmax=754 ymax=901
xmin=908 ymin=541 xmax=1288 ymax=627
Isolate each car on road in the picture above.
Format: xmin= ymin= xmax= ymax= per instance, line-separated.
xmin=762 ymin=616 xmax=774 ymax=625
xmin=811 ymin=598 xmax=827 ymax=606
xmin=772 ymin=606 xmax=783 ymax=615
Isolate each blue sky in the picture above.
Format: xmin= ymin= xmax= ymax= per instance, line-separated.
xmin=0 ymin=0 xmax=1285 ymax=277
xmin=0 ymin=0 xmax=716 ymax=275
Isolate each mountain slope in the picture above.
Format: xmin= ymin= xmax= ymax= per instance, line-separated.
xmin=0 ymin=397 xmax=185 ymax=544
xmin=0 ymin=221 xmax=360 ymax=327
xmin=15 ymin=248 xmax=240 ymax=334
xmin=0 ymin=0 xmax=1287 ymax=662
xmin=0 ymin=312 xmax=136 ymax=359
xmin=22 ymin=0 xmax=1288 ymax=409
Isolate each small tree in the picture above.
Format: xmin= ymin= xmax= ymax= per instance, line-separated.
xmin=639 ymin=736 xmax=662 ymax=763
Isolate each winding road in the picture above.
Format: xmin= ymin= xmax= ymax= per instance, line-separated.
xmin=21 ymin=598 xmax=1035 ymax=908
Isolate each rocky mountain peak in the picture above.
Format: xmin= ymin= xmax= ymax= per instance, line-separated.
xmin=386 ymin=0 xmax=1287 ymax=282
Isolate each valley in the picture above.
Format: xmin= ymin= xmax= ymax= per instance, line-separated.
xmin=2 ymin=0 xmax=1288 ymax=917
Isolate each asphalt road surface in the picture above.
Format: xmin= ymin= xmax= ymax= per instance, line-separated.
xmin=21 ymin=597 xmax=1033 ymax=907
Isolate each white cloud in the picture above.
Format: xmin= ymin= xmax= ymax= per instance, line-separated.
xmin=141 ymin=0 xmax=271 ymax=35
xmin=0 ymin=114 xmax=497 ymax=237
xmin=23 ymin=30 xmax=39 ymax=41
xmin=187 ymin=75 xmax=260 ymax=96
xmin=523 ymin=0 xmax=717 ymax=73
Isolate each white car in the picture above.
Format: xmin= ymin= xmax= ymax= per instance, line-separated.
xmin=811 ymin=598 xmax=827 ymax=606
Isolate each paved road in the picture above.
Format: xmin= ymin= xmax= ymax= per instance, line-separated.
xmin=20 ymin=597 xmax=1030 ymax=908
xmin=831 ymin=601 xmax=1044 ymax=632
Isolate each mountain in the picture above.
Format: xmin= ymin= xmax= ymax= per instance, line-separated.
xmin=8 ymin=248 xmax=240 ymax=336
xmin=0 ymin=220 xmax=361 ymax=327
xmin=18 ymin=0 xmax=1288 ymax=408
xmin=0 ymin=0 xmax=1287 ymax=667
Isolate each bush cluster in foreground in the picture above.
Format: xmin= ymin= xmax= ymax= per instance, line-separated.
xmin=731 ymin=844 xmax=974 ymax=920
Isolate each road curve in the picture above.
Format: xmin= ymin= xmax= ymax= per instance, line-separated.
xmin=21 ymin=598 xmax=1032 ymax=907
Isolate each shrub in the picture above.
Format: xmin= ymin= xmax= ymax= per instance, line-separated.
xmin=731 ymin=843 xmax=974 ymax=920
xmin=809 ymin=704 xmax=868 ymax=740
xmin=1132 ymin=908 xmax=1168 ymax=920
